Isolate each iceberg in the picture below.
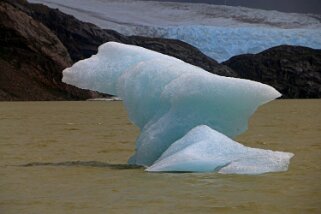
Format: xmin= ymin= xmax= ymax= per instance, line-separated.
xmin=63 ymin=42 xmax=293 ymax=174
xmin=147 ymin=125 xmax=294 ymax=174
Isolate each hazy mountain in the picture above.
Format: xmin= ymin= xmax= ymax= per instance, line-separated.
xmin=144 ymin=0 xmax=321 ymax=14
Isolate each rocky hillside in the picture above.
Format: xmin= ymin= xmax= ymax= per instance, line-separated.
xmin=0 ymin=0 xmax=105 ymax=100
xmin=223 ymin=45 xmax=321 ymax=98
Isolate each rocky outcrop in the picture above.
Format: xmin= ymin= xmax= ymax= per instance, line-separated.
xmin=223 ymin=45 xmax=321 ymax=98
xmin=0 ymin=0 xmax=105 ymax=100
xmin=126 ymin=37 xmax=236 ymax=77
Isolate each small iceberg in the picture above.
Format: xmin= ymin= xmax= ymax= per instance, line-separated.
xmin=147 ymin=125 xmax=294 ymax=174
xmin=63 ymin=42 xmax=293 ymax=174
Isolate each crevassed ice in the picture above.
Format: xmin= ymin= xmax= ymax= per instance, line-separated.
xmin=111 ymin=26 xmax=321 ymax=62
xmin=162 ymin=27 xmax=321 ymax=62
xmin=63 ymin=42 xmax=294 ymax=174
xmin=29 ymin=0 xmax=321 ymax=62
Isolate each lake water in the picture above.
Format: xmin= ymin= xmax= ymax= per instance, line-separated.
xmin=0 ymin=100 xmax=320 ymax=213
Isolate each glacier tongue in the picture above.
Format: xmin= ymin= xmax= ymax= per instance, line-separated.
xmin=29 ymin=0 xmax=321 ymax=62
xmin=162 ymin=27 xmax=321 ymax=62
xmin=63 ymin=42 xmax=293 ymax=174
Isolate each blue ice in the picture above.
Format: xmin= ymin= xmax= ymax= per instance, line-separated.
xmin=147 ymin=125 xmax=294 ymax=174
xmin=63 ymin=42 xmax=293 ymax=174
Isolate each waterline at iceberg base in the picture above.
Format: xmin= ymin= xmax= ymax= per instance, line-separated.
xmin=63 ymin=42 xmax=294 ymax=174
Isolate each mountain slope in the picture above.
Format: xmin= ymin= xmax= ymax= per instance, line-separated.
xmin=223 ymin=45 xmax=321 ymax=98
xmin=0 ymin=1 xmax=103 ymax=100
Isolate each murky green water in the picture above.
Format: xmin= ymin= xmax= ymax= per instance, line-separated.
xmin=0 ymin=100 xmax=320 ymax=213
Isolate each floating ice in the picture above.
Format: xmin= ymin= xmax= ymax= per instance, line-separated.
xmin=63 ymin=42 xmax=293 ymax=174
xmin=147 ymin=125 xmax=294 ymax=174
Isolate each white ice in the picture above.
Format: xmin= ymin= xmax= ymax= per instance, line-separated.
xmin=29 ymin=0 xmax=321 ymax=62
xmin=63 ymin=42 xmax=293 ymax=174
xmin=147 ymin=125 xmax=294 ymax=174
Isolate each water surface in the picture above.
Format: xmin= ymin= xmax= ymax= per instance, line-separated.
xmin=0 ymin=100 xmax=320 ymax=213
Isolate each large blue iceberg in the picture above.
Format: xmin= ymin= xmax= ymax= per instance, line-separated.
xmin=63 ymin=42 xmax=294 ymax=174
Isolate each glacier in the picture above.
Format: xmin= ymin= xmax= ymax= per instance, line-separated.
xmin=29 ymin=0 xmax=321 ymax=62
xmin=63 ymin=42 xmax=294 ymax=174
